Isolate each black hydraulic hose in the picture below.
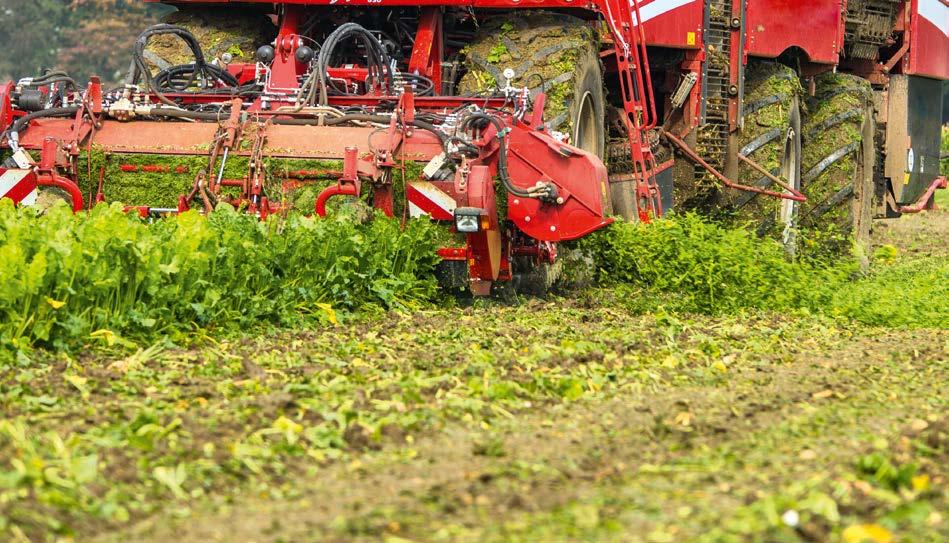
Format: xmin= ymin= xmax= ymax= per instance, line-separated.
xmin=148 ymin=109 xmax=394 ymax=127
xmin=9 ymin=106 xmax=81 ymax=135
xmin=1 ymin=107 xmax=439 ymax=143
xmin=153 ymin=64 xmax=239 ymax=91
xmin=24 ymin=76 xmax=78 ymax=90
xmin=460 ymin=113 xmax=530 ymax=199
xmin=0 ymin=106 xmax=79 ymax=147
xmin=31 ymin=70 xmax=70 ymax=81
xmin=149 ymin=108 xmax=230 ymax=121
xmin=460 ymin=112 xmax=557 ymax=202
xmin=128 ymin=24 xmax=240 ymax=106
xmin=313 ymin=23 xmax=394 ymax=105
xmin=409 ymin=119 xmax=449 ymax=148
xmin=396 ymin=73 xmax=435 ymax=96
xmin=28 ymin=71 xmax=77 ymax=89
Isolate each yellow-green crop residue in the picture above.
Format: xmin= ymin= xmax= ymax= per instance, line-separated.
xmin=147 ymin=8 xmax=276 ymax=66
xmin=76 ymin=151 xmax=221 ymax=208
xmin=739 ymin=63 xmax=804 ymax=184
xmin=458 ymin=13 xmax=594 ymax=125
xmin=74 ymin=150 xmax=429 ymax=214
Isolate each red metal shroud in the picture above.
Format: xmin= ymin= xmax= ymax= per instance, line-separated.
xmin=0 ymin=82 xmax=13 ymax=132
xmin=503 ymin=129 xmax=613 ymax=241
xmin=907 ymin=0 xmax=949 ymax=80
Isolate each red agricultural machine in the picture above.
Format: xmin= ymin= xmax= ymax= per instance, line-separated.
xmin=1 ymin=1 xmax=946 ymax=293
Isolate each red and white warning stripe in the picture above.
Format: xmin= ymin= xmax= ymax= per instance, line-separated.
xmin=632 ymin=0 xmax=697 ymax=25
xmin=406 ymin=181 xmax=456 ymax=220
xmin=0 ymin=169 xmax=38 ymax=206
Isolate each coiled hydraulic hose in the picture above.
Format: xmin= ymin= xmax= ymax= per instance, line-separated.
xmin=127 ymin=24 xmax=241 ymax=106
xmin=152 ymin=63 xmax=239 ymax=92
xmin=460 ymin=113 xmax=558 ymax=203
xmin=305 ymin=23 xmax=394 ymax=106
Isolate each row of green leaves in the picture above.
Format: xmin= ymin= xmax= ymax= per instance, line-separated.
xmin=0 ymin=200 xmax=441 ymax=358
xmin=579 ymin=213 xmax=948 ymax=327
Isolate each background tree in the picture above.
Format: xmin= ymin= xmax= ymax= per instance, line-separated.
xmin=0 ymin=0 xmax=172 ymax=83
xmin=0 ymin=1 xmax=69 ymax=82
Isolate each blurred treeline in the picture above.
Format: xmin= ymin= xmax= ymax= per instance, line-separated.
xmin=0 ymin=0 xmax=173 ymax=84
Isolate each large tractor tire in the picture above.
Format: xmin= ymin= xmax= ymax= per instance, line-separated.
xmin=726 ymin=63 xmax=804 ymax=252
xmin=800 ymin=73 xmax=876 ymax=261
xmin=458 ymin=13 xmax=606 ymax=157
xmin=146 ymin=8 xmax=276 ymax=68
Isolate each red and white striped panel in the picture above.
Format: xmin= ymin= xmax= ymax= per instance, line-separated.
xmin=406 ymin=181 xmax=456 ymax=220
xmin=633 ymin=0 xmax=697 ymax=25
xmin=0 ymin=169 xmax=38 ymax=206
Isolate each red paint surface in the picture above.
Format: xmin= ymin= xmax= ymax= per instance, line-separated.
xmin=745 ymin=0 xmax=843 ymax=64
xmin=908 ymin=0 xmax=949 ymax=79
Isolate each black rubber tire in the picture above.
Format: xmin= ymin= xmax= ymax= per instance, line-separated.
xmin=33 ymin=187 xmax=76 ymax=213
xmin=727 ymin=63 xmax=804 ymax=253
xmin=458 ymin=12 xmax=606 ymax=157
xmin=800 ymin=73 xmax=876 ymax=261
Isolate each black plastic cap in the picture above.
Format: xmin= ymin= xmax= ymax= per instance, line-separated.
xmin=256 ymin=45 xmax=275 ymax=64
xmin=295 ymin=46 xmax=315 ymax=64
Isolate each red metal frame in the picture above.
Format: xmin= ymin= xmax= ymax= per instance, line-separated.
xmin=408 ymin=8 xmax=444 ymax=93
xmin=745 ymin=0 xmax=844 ymax=64
xmin=906 ymin=0 xmax=949 ymax=80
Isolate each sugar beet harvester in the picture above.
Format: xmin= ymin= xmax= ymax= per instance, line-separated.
xmin=1 ymin=1 xmax=946 ymax=294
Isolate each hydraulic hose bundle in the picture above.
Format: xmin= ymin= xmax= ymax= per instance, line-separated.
xmin=126 ymin=24 xmax=244 ymax=106
xmin=16 ymin=70 xmax=79 ymax=111
xmin=296 ymin=23 xmax=394 ymax=107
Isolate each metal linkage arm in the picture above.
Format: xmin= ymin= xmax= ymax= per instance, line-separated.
xmin=663 ymin=130 xmax=807 ymax=203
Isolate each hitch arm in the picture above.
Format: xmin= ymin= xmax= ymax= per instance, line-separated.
xmin=663 ymin=130 xmax=807 ymax=203
xmin=315 ymin=146 xmax=362 ymax=217
xmin=898 ymin=176 xmax=947 ymax=214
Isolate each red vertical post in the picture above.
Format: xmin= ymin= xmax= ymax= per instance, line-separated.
xmin=408 ymin=8 xmax=444 ymax=94
xmin=342 ymin=147 xmax=358 ymax=182
xmin=268 ymin=6 xmax=304 ymax=91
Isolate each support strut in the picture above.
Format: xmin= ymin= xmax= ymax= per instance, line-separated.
xmin=663 ymin=130 xmax=806 ymax=202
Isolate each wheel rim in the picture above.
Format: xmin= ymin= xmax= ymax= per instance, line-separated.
xmin=574 ymin=91 xmax=598 ymax=155
xmin=851 ymin=106 xmax=876 ymax=267
xmin=779 ymin=123 xmax=801 ymax=252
